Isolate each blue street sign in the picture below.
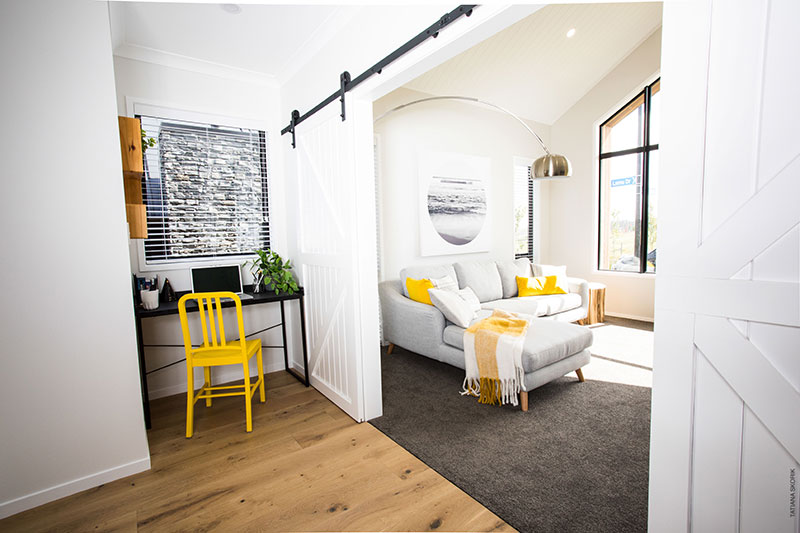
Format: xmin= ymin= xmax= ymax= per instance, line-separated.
xmin=611 ymin=176 xmax=636 ymax=187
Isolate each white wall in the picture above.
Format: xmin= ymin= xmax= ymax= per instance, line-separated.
xmin=278 ymin=6 xmax=467 ymax=321
xmin=279 ymin=6 xmax=538 ymax=270
xmin=374 ymin=87 xmax=551 ymax=279
xmin=548 ymin=28 xmax=662 ymax=321
xmin=112 ymin=56 xmax=286 ymax=286
xmin=0 ymin=0 xmax=150 ymax=518
xmin=280 ymin=5 xmax=453 ymax=122
xmin=278 ymin=6 xmax=525 ymax=375
xmin=111 ymin=56 xmax=298 ymax=398
xmin=278 ymin=5 xmax=540 ymax=418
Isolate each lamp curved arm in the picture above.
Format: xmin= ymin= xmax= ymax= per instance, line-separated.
xmin=374 ymin=95 xmax=551 ymax=155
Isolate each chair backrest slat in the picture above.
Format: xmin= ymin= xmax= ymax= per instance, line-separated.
xmin=197 ymin=298 xmax=209 ymax=348
xmin=206 ymin=297 xmax=218 ymax=347
xmin=216 ymin=297 xmax=227 ymax=347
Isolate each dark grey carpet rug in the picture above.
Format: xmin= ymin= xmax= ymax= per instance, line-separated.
xmin=370 ymin=347 xmax=651 ymax=533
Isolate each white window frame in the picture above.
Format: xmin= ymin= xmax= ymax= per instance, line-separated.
xmin=126 ymin=99 xmax=271 ymax=272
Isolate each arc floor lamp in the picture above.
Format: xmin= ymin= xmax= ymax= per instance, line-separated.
xmin=374 ymin=95 xmax=572 ymax=179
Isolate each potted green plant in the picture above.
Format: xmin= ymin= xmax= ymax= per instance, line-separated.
xmin=245 ymin=249 xmax=299 ymax=295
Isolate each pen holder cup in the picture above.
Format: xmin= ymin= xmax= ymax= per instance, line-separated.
xmin=141 ymin=289 xmax=159 ymax=310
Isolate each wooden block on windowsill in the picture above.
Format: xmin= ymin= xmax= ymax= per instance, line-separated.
xmin=118 ymin=116 xmax=144 ymax=174
xmin=125 ymin=203 xmax=147 ymax=239
xmin=123 ymin=176 xmax=143 ymax=204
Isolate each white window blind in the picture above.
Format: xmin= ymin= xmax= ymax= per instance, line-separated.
xmin=139 ymin=115 xmax=270 ymax=263
xmin=513 ymin=164 xmax=533 ymax=260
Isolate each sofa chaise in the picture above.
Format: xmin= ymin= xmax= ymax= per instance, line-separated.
xmin=379 ymin=258 xmax=593 ymax=410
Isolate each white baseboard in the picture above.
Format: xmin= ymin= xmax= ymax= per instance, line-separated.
xmin=0 ymin=456 xmax=150 ymax=520
xmin=148 ymin=360 xmax=287 ymax=400
xmin=605 ymin=312 xmax=655 ymax=323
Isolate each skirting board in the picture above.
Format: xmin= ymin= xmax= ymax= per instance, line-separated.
xmin=0 ymin=456 xmax=150 ymax=520
xmin=605 ymin=312 xmax=655 ymax=323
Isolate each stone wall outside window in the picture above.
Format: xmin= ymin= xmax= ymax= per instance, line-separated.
xmin=142 ymin=118 xmax=269 ymax=262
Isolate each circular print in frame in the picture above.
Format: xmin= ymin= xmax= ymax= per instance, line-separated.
xmin=427 ymin=176 xmax=487 ymax=245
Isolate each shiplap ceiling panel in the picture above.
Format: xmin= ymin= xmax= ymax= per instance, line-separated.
xmin=404 ymin=3 xmax=663 ymax=125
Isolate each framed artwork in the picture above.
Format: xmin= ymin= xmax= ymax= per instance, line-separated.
xmin=418 ymin=151 xmax=492 ymax=256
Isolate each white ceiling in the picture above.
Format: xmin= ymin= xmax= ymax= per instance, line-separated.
xmin=404 ymin=3 xmax=663 ymax=125
xmin=110 ymin=2 xmax=355 ymax=81
xmin=111 ymin=2 xmax=662 ymax=118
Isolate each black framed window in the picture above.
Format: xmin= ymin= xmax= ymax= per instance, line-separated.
xmin=514 ymin=162 xmax=534 ymax=261
xmin=598 ymin=78 xmax=660 ymax=273
xmin=138 ymin=115 xmax=270 ymax=263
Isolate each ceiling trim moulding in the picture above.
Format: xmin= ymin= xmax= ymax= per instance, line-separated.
xmin=114 ymin=43 xmax=279 ymax=87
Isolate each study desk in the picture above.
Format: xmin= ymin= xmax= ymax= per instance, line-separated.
xmin=134 ymin=288 xmax=309 ymax=429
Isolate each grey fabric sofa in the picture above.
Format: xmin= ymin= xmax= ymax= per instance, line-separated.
xmin=379 ymin=258 xmax=592 ymax=408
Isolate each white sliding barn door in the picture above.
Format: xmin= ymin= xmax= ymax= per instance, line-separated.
xmin=292 ymin=96 xmax=381 ymax=422
xmin=650 ymin=1 xmax=800 ymax=531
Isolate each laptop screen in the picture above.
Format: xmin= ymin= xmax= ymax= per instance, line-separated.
xmin=190 ymin=265 xmax=243 ymax=294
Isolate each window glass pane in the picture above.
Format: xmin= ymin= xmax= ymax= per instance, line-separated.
xmin=600 ymin=93 xmax=644 ymax=153
xmin=649 ymin=80 xmax=660 ymax=146
xmin=599 ymin=153 xmax=643 ymax=271
xmin=513 ymin=165 xmax=530 ymax=257
xmin=646 ymin=150 xmax=659 ymax=273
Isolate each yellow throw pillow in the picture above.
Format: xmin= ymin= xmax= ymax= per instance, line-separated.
xmin=406 ymin=277 xmax=435 ymax=305
xmin=516 ymin=275 xmax=568 ymax=296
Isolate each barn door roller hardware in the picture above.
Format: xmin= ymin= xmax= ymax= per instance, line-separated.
xmin=282 ymin=4 xmax=477 ymax=149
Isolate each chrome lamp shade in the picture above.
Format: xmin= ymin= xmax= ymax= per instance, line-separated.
xmin=532 ymin=153 xmax=572 ymax=179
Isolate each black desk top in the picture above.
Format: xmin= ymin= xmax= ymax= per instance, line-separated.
xmin=136 ymin=286 xmax=304 ymax=318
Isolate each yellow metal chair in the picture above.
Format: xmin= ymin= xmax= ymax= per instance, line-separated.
xmin=178 ymin=291 xmax=265 ymax=438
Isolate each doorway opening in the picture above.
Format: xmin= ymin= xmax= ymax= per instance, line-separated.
xmin=365 ymin=4 xmax=662 ymax=532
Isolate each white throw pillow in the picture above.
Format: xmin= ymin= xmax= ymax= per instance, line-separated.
xmin=532 ymin=264 xmax=567 ymax=278
xmin=532 ymin=264 xmax=568 ymax=291
xmin=533 ymin=265 xmax=569 ymax=292
xmin=428 ymin=288 xmax=477 ymax=328
xmin=431 ymin=275 xmax=458 ymax=292
xmin=456 ymin=287 xmax=481 ymax=314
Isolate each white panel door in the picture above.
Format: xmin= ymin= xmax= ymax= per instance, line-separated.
xmin=650 ymin=0 xmax=800 ymax=531
xmin=293 ymin=97 xmax=379 ymax=422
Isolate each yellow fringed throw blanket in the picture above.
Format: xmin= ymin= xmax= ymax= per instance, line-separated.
xmin=461 ymin=309 xmax=530 ymax=406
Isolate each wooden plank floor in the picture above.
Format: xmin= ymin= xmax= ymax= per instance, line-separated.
xmin=1 ymin=371 xmax=513 ymax=532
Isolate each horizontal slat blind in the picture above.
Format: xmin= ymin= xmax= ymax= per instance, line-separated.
xmin=139 ymin=115 xmax=270 ymax=263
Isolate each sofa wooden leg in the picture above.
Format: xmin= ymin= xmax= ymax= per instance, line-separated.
xmin=387 ymin=343 xmax=395 ymax=355
xmin=576 ymin=368 xmax=585 ymax=382
xmin=520 ymin=391 xmax=528 ymax=412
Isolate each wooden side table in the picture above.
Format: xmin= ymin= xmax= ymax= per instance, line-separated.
xmin=578 ymin=282 xmax=606 ymax=325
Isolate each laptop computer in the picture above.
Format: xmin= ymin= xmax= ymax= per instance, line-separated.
xmin=190 ymin=265 xmax=253 ymax=300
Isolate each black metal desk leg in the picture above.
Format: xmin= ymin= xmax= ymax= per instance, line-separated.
xmin=135 ymin=315 xmax=152 ymax=429
xmin=279 ymin=300 xmax=289 ymax=372
xmin=299 ymin=293 xmax=310 ymax=386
